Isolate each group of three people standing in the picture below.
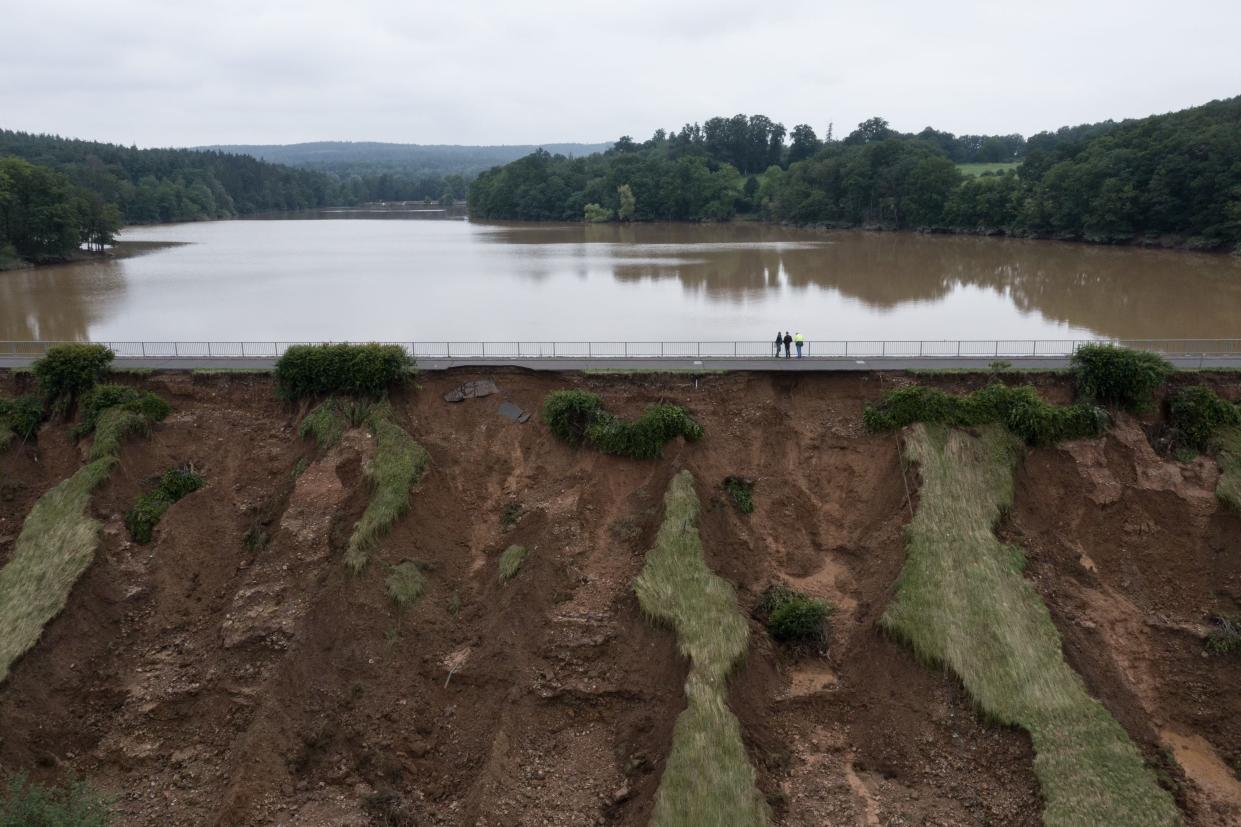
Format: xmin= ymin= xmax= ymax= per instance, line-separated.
xmin=775 ymin=331 xmax=806 ymax=358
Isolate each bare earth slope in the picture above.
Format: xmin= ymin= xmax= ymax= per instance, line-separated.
xmin=0 ymin=369 xmax=1238 ymax=825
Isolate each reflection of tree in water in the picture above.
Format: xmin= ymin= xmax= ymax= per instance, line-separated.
xmin=0 ymin=259 xmax=125 ymax=341
xmin=486 ymin=223 xmax=1241 ymax=339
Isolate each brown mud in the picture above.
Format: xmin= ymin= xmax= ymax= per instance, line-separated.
xmin=0 ymin=368 xmax=1237 ymax=825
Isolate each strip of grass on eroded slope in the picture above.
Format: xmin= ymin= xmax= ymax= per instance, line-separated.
xmin=1213 ymin=426 xmax=1241 ymax=514
xmin=299 ymin=397 xmax=350 ymax=450
xmin=884 ymin=423 xmax=1178 ymax=826
xmin=345 ymin=402 xmax=430 ymax=573
xmin=0 ymin=395 xmax=167 ymax=684
xmin=0 ymin=456 xmax=114 ymax=683
xmin=634 ymin=470 xmax=769 ymax=827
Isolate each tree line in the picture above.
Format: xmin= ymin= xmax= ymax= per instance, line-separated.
xmin=469 ymin=97 xmax=1241 ymax=250
xmin=204 ymin=140 xmax=615 ymax=205
xmin=0 ymin=130 xmax=500 ymax=265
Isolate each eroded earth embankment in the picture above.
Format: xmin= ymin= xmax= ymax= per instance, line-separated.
xmin=0 ymin=369 xmax=1238 ymax=825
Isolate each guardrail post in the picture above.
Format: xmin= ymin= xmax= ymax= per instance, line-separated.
xmin=734 ymin=341 xmax=738 ymax=357
xmin=957 ymin=340 xmax=961 ymax=356
xmin=588 ymin=342 xmax=592 ymax=358
xmin=241 ymin=342 xmax=246 ymax=357
xmin=141 ymin=342 xmax=147 ymax=357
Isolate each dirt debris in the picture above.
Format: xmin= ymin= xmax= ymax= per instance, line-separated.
xmin=0 ymin=368 xmax=1237 ymax=825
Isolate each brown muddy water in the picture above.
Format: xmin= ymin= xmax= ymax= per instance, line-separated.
xmin=3 ymin=214 xmax=1240 ymax=342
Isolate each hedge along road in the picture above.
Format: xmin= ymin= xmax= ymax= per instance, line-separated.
xmin=5 ymin=355 xmax=1241 ymax=372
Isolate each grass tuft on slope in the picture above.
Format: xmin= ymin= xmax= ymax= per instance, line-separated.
xmin=498 ymin=544 xmax=529 ymax=583
xmin=884 ymin=423 xmax=1177 ymax=826
xmin=345 ymin=403 xmax=430 ymax=573
xmin=634 ymin=470 xmax=769 ymax=827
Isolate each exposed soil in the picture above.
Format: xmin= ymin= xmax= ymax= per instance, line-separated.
xmin=0 ymin=368 xmax=1238 ymax=825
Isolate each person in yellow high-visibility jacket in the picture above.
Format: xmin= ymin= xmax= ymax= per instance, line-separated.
xmin=794 ymin=331 xmax=805 ymax=358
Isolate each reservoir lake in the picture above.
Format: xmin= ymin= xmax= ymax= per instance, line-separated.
xmin=4 ymin=211 xmax=1241 ymax=343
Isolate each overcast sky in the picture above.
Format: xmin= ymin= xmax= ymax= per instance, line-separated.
xmin=3 ymin=0 xmax=1238 ymax=148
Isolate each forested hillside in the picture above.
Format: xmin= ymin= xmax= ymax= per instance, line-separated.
xmin=204 ymin=140 xmax=613 ymax=204
xmin=469 ymin=98 xmax=1241 ymax=250
xmin=0 ymin=131 xmax=337 ymax=224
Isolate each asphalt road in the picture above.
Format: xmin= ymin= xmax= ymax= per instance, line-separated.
xmin=3 ymin=355 xmax=1241 ymax=372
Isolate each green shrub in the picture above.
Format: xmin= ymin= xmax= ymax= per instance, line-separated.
xmin=275 ymin=344 xmax=413 ymax=399
xmin=723 ymin=476 xmax=754 ymax=514
xmin=498 ymin=544 xmax=529 ymax=582
xmin=1167 ymin=385 xmax=1241 ymax=452
xmin=125 ymin=467 xmax=205 ymax=544
xmin=74 ymin=384 xmax=171 ymax=439
xmin=0 ymin=395 xmax=43 ymax=445
xmin=761 ymin=584 xmax=831 ymax=645
xmin=1206 ymin=616 xmax=1241 ymax=655
xmin=541 ymin=390 xmax=603 ymax=445
xmin=500 ymin=502 xmax=523 ymax=529
xmin=863 ymin=383 xmax=1107 ymax=446
xmin=543 ymin=390 xmax=702 ymax=458
xmin=31 ymin=343 xmax=114 ymax=414
xmin=586 ymin=405 xmax=703 ymax=459
xmin=1071 ymin=344 xmax=1171 ymax=411
xmin=0 ymin=773 xmax=112 ymax=826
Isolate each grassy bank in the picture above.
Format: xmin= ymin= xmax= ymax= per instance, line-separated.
xmin=634 ymin=470 xmax=769 ymax=826
xmin=0 ymin=381 xmax=167 ymax=683
xmin=345 ymin=403 xmax=430 ymax=573
xmin=0 ymin=456 xmax=115 ymax=683
xmin=884 ymin=424 xmax=1177 ymax=826
xmin=1215 ymin=427 xmax=1241 ymax=513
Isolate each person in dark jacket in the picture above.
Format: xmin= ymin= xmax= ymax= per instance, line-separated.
xmin=782 ymin=332 xmax=793 ymax=358
xmin=775 ymin=331 xmax=784 ymax=358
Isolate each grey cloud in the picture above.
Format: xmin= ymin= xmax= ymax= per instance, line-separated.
xmin=1 ymin=0 xmax=1238 ymax=147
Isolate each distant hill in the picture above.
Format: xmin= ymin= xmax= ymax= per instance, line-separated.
xmin=201 ymin=141 xmax=614 ymax=178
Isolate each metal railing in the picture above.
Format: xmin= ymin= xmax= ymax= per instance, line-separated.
xmin=3 ymin=339 xmax=1241 ymax=359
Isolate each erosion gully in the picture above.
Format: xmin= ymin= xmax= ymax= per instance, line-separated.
xmin=0 ymin=368 xmax=1238 ymax=825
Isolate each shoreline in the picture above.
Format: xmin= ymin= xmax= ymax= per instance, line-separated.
xmin=0 ymin=240 xmax=187 ymax=272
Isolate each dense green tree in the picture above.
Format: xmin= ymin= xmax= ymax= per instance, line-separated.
xmin=844 ymin=117 xmax=893 ymax=145
xmin=787 ymin=124 xmax=820 ymax=164
xmin=0 ymin=156 xmax=119 ymax=262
